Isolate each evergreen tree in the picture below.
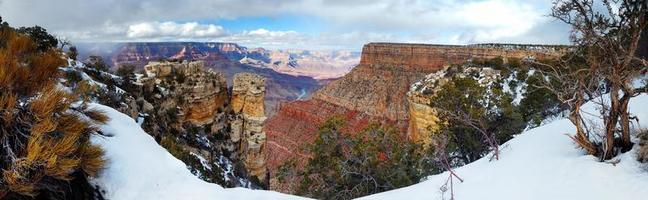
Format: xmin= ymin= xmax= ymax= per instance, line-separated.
xmin=430 ymin=77 xmax=524 ymax=165
xmin=68 ymin=46 xmax=79 ymax=60
xmin=16 ymin=26 xmax=58 ymax=52
xmin=282 ymin=117 xmax=434 ymax=200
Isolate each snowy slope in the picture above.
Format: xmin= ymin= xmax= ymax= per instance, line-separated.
xmin=89 ymin=103 xmax=307 ymax=200
xmin=361 ymin=94 xmax=648 ymax=200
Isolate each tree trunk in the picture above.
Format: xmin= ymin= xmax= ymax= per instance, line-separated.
xmin=619 ymin=92 xmax=632 ymax=152
xmin=568 ymin=99 xmax=597 ymax=155
xmin=604 ymin=86 xmax=620 ymax=159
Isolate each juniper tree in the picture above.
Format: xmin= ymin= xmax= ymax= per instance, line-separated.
xmin=542 ymin=0 xmax=648 ymax=159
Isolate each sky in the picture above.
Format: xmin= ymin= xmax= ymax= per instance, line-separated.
xmin=0 ymin=0 xmax=571 ymax=50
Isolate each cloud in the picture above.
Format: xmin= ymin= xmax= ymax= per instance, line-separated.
xmin=0 ymin=0 xmax=570 ymax=50
xmin=126 ymin=21 xmax=227 ymax=39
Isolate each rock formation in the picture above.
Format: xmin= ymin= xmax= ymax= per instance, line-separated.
xmin=142 ymin=61 xmax=229 ymax=126
xmin=138 ymin=61 xmax=269 ymax=187
xmin=231 ymin=73 xmax=268 ymax=183
xmin=265 ymin=42 xmax=565 ymax=192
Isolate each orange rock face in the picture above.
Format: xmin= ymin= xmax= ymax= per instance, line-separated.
xmin=231 ymin=73 xmax=269 ymax=182
xmin=264 ymin=42 xmax=565 ymax=192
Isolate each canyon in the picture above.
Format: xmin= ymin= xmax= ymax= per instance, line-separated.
xmin=264 ymin=42 xmax=565 ymax=191
xmin=77 ymin=42 xmax=359 ymax=116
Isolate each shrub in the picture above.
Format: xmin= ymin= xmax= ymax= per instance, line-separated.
xmin=68 ymin=46 xmax=79 ymax=60
xmin=0 ymin=21 xmax=106 ymax=199
xmin=16 ymin=26 xmax=58 ymax=52
xmin=485 ymin=56 xmax=505 ymax=70
xmin=637 ymin=130 xmax=648 ymax=163
xmin=430 ymin=77 xmax=524 ymax=165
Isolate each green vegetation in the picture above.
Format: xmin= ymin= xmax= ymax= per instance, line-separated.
xmin=472 ymin=56 xmax=504 ymax=70
xmin=518 ymin=73 xmax=561 ymax=127
xmin=430 ymin=76 xmax=525 ymax=165
xmin=280 ymin=117 xmax=436 ymax=200
xmin=15 ymin=26 xmax=58 ymax=52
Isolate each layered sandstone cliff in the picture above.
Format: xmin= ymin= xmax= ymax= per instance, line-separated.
xmin=317 ymin=43 xmax=564 ymax=120
xmin=143 ymin=61 xmax=229 ymax=126
xmin=265 ymin=42 xmax=564 ymax=192
xmin=140 ymin=61 xmax=269 ymax=187
xmin=231 ymin=73 xmax=268 ymax=182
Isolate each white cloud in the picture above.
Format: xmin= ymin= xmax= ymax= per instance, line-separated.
xmin=449 ymin=0 xmax=543 ymax=42
xmin=126 ymin=21 xmax=227 ymax=39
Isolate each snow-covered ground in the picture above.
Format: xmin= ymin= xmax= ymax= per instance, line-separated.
xmin=361 ymin=94 xmax=648 ymax=200
xmin=89 ymin=103 xmax=307 ymax=200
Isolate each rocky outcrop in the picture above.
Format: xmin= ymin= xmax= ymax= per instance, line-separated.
xmin=138 ymin=61 xmax=269 ymax=188
xmin=231 ymin=73 xmax=268 ymax=183
xmin=406 ymin=92 xmax=439 ymax=148
xmin=142 ymin=61 xmax=229 ymax=126
xmin=265 ymin=42 xmax=565 ymax=192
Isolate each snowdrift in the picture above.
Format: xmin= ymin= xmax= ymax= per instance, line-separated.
xmin=361 ymin=94 xmax=648 ymax=200
xmin=89 ymin=103 xmax=307 ymax=200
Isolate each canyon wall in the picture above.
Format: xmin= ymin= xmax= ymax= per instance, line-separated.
xmin=265 ymin=42 xmax=564 ymax=192
xmin=113 ymin=42 xmax=249 ymax=68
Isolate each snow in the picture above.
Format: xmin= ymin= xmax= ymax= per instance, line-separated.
xmin=361 ymin=94 xmax=648 ymax=200
xmin=62 ymin=59 xmax=126 ymax=94
xmin=89 ymin=103 xmax=308 ymax=200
